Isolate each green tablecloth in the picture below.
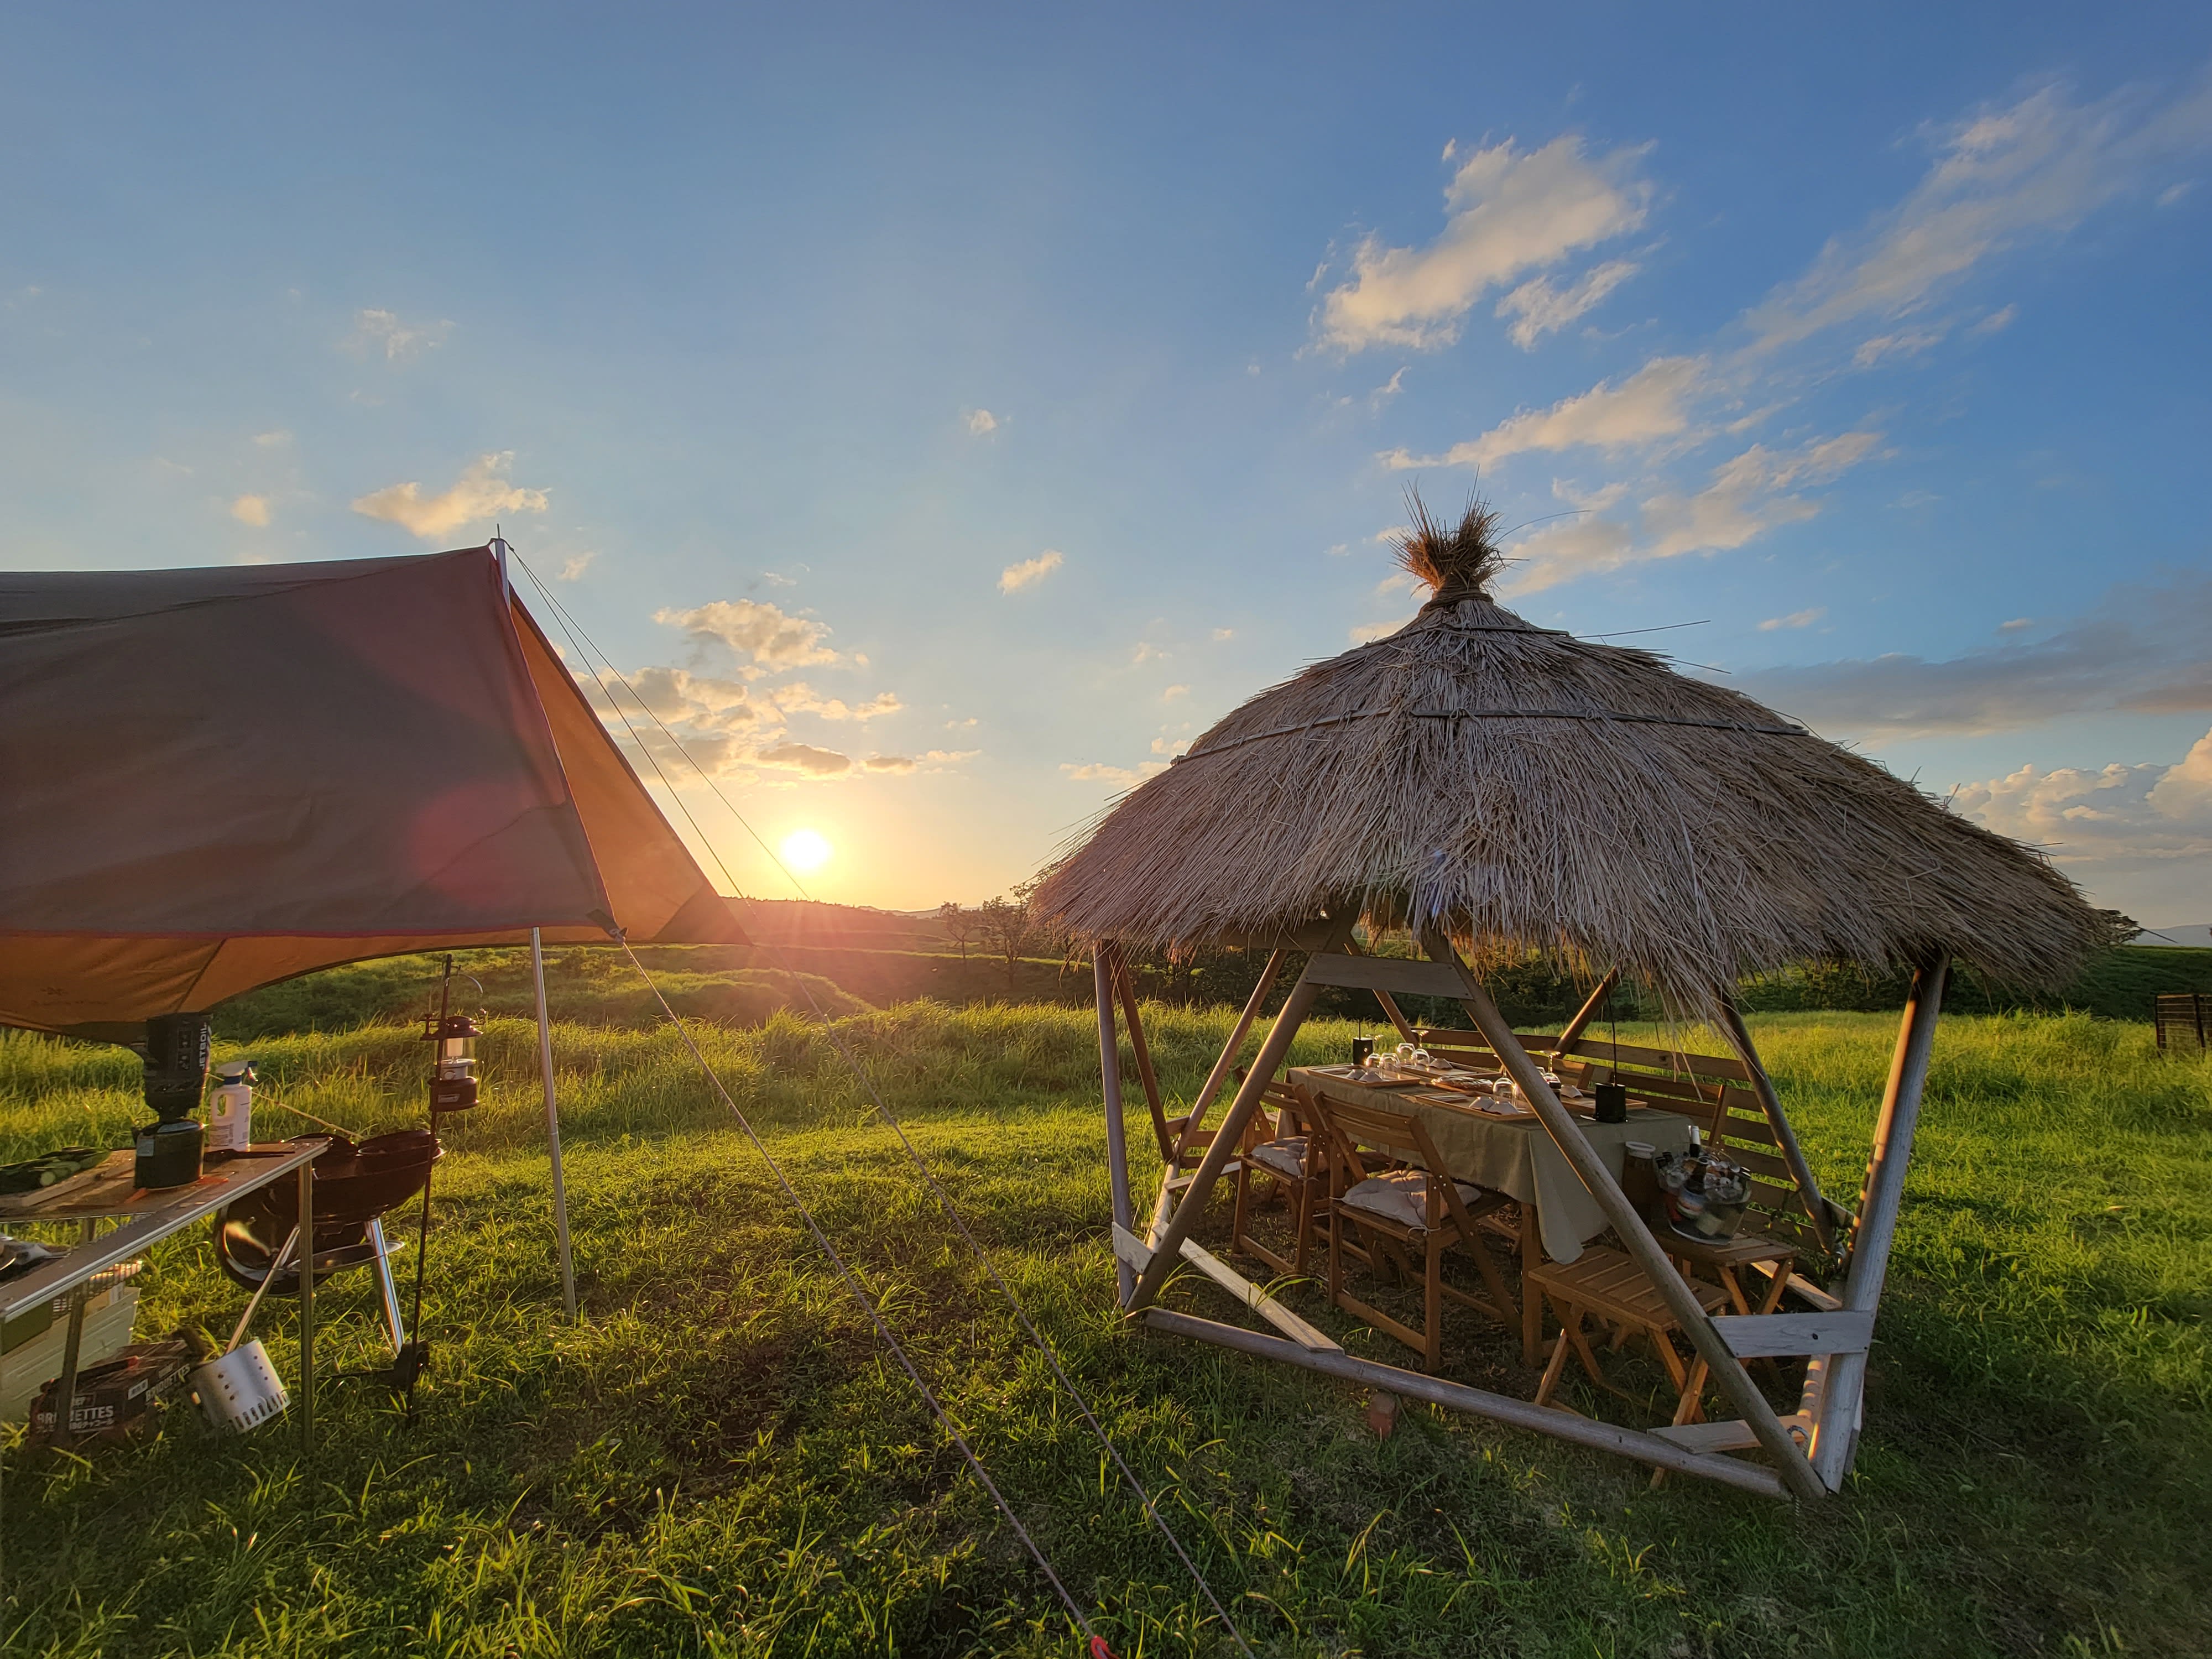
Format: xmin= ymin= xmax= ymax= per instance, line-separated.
xmin=1288 ymin=1068 xmax=1698 ymax=1264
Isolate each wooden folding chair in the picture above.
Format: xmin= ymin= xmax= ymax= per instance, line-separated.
xmin=1229 ymin=1078 xmax=1331 ymax=1277
xmin=1526 ymin=1246 xmax=1729 ymax=1428
xmin=1311 ymin=1092 xmax=1520 ymax=1371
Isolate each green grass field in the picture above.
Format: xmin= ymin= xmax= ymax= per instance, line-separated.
xmin=2 ymin=998 xmax=2209 ymax=1657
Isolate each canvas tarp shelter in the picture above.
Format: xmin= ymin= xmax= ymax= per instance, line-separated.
xmin=0 ymin=545 xmax=742 ymax=1041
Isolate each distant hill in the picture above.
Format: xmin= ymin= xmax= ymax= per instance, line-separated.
xmin=723 ymin=896 xmax=953 ymax=952
xmin=2133 ymin=924 xmax=2212 ymax=948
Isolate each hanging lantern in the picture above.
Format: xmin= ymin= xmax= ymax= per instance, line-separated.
xmin=422 ymin=1012 xmax=482 ymax=1113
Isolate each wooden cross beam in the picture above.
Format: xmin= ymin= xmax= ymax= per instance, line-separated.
xmin=1415 ymin=925 xmax=1829 ymax=1502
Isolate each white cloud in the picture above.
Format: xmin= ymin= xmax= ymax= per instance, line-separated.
xmin=1853 ymin=328 xmax=1948 ymax=367
xmin=1954 ymin=726 xmax=2212 ymax=914
xmin=1319 ymin=134 xmax=1653 ymax=351
xmin=1062 ymin=759 xmax=1170 ymax=787
xmin=1504 ymin=430 xmax=1881 ymax=593
xmin=1162 ymin=684 xmax=1190 ymax=701
xmin=1731 ymin=571 xmax=2212 ymax=741
xmin=967 ymin=409 xmax=999 ymax=435
xmin=770 ymin=683 xmax=903 ymax=721
xmin=1748 ymin=74 xmax=2212 ymax=351
xmin=1969 ymin=304 xmax=2019 ymax=336
xmin=864 ymin=748 xmax=979 ymax=775
xmin=1385 ymin=356 xmax=1705 ymax=470
xmin=2159 ymin=180 xmax=2196 ymax=207
xmin=348 ymin=307 xmax=451 ymax=361
xmin=655 ymin=598 xmax=839 ymax=668
xmin=1324 ymin=542 xmax=1352 ymax=557
xmin=252 ymin=429 xmax=291 ymax=447
xmin=1151 ymin=735 xmax=1192 ymax=757
xmin=1131 ymin=641 xmax=1167 ymax=665
xmin=626 ymin=666 xmax=763 ymax=732
xmin=754 ymin=742 xmax=853 ymax=777
xmin=1351 ymin=615 xmax=1413 ymax=643
xmin=230 ymin=494 xmax=270 ymax=527
xmin=1496 ymin=258 xmax=1641 ymax=348
xmin=999 ymin=550 xmax=1063 ymax=593
xmin=1759 ymin=608 xmax=1827 ymax=631
xmin=1999 ymin=617 xmax=2035 ymax=633
xmin=352 ymin=452 xmax=549 ymax=540
xmin=1211 ymin=627 xmax=1234 ymax=640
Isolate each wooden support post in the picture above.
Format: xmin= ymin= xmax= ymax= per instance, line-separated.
xmin=1551 ymin=968 xmax=1620 ymax=1064
xmin=1126 ymin=944 xmax=1339 ymax=1312
xmin=1094 ymin=946 xmax=1136 ymax=1306
xmin=1144 ymin=1308 xmax=1790 ymax=1499
xmin=1417 ymin=927 xmax=1828 ymax=1501
xmin=1716 ymin=999 xmax=1837 ymax=1255
xmin=1808 ymin=954 xmax=1947 ymax=1490
xmin=1180 ymin=947 xmax=1289 ymax=1147
xmin=1342 ymin=938 xmax=1418 ymax=1042
xmin=1112 ymin=956 xmax=1166 ymax=1131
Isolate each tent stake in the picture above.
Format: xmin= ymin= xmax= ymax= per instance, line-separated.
xmin=534 ymin=927 xmax=578 ymax=1321
xmin=1418 ymin=927 xmax=1828 ymax=1501
xmin=1808 ymin=953 xmax=1947 ymax=1489
xmin=1094 ymin=945 xmax=1136 ymax=1306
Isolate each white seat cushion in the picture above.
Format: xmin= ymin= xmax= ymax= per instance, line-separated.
xmin=1340 ymin=1169 xmax=1484 ymax=1232
xmin=1246 ymin=1136 xmax=1311 ymax=1181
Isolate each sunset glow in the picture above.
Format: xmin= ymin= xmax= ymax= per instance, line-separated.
xmin=780 ymin=828 xmax=833 ymax=874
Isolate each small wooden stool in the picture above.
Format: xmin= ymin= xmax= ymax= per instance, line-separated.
xmin=1527 ymin=1246 xmax=1730 ymax=1428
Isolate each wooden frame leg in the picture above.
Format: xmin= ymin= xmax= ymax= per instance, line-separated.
xmin=1534 ymin=1322 xmax=1574 ymax=1408
xmin=1520 ymin=1207 xmax=1543 ymax=1366
xmin=1425 ymin=1232 xmax=1444 ymax=1373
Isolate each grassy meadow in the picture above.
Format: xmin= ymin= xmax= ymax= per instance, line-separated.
xmin=1 ymin=988 xmax=2208 ymax=1657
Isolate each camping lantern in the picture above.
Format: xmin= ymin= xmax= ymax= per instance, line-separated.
xmin=422 ymin=1013 xmax=482 ymax=1113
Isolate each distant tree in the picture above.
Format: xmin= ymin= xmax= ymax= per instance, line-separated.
xmin=937 ymin=900 xmax=978 ymax=961
xmin=977 ymin=895 xmax=1032 ymax=991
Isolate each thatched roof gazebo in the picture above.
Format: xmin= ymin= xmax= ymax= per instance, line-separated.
xmin=1033 ymin=500 xmax=2101 ymax=1501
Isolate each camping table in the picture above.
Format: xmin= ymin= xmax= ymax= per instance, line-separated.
xmin=0 ymin=1141 xmax=328 ymax=1446
xmin=1289 ymin=1068 xmax=1698 ymax=1363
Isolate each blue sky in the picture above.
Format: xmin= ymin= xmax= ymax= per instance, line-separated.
xmin=6 ymin=6 xmax=2211 ymax=920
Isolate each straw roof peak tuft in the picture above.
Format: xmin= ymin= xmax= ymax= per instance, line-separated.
xmin=1394 ymin=489 xmax=1506 ymax=603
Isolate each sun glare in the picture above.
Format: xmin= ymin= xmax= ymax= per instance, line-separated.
xmin=780 ymin=828 xmax=833 ymax=874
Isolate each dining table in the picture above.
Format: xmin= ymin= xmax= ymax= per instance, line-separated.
xmin=1288 ymin=1065 xmax=1700 ymax=1363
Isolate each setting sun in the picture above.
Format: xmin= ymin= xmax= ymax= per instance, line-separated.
xmin=779 ymin=828 xmax=833 ymax=874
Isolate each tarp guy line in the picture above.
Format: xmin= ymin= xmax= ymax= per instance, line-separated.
xmin=618 ymin=940 xmax=1099 ymax=1647
xmin=519 ymin=558 xmax=1249 ymax=1654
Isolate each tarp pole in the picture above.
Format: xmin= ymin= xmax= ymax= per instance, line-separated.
xmin=533 ymin=926 xmax=579 ymax=1321
xmin=497 ymin=534 xmax=579 ymax=1324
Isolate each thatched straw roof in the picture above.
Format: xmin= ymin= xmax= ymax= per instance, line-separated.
xmin=1032 ymin=500 xmax=2102 ymax=1008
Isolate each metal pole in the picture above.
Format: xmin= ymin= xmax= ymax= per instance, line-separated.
xmin=367 ymin=1218 xmax=408 ymax=1355
xmin=1809 ymin=954 xmax=1947 ymax=1489
xmin=1094 ymin=946 xmax=1136 ymax=1306
xmin=534 ymin=926 xmax=578 ymax=1321
xmin=298 ymin=1157 xmax=316 ymax=1449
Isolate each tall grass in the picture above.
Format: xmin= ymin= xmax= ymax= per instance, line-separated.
xmin=2 ymin=1003 xmax=2208 ymax=1656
